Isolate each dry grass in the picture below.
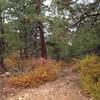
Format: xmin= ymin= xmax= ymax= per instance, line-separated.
xmin=6 ymin=57 xmax=64 ymax=88
xmin=75 ymin=55 xmax=100 ymax=100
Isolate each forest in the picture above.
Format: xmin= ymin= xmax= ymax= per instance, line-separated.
xmin=0 ymin=0 xmax=100 ymax=100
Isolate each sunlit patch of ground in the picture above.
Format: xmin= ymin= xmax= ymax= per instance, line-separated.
xmin=1 ymin=68 xmax=92 ymax=100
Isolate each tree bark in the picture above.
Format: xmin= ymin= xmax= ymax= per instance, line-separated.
xmin=38 ymin=21 xmax=47 ymax=58
xmin=35 ymin=0 xmax=47 ymax=58
xmin=23 ymin=21 xmax=28 ymax=58
xmin=0 ymin=15 xmax=5 ymax=73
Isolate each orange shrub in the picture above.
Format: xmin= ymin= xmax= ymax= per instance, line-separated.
xmin=4 ymin=52 xmax=19 ymax=69
xmin=4 ymin=52 xmax=38 ymax=72
xmin=7 ymin=59 xmax=63 ymax=88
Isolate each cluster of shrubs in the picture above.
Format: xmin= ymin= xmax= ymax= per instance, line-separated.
xmin=4 ymin=52 xmax=36 ymax=73
xmin=5 ymin=52 xmax=100 ymax=100
xmin=75 ymin=55 xmax=100 ymax=100
xmin=4 ymin=53 xmax=64 ymax=88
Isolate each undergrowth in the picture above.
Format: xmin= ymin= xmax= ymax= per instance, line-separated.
xmin=75 ymin=55 xmax=100 ymax=100
xmin=5 ymin=54 xmax=64 ymax=88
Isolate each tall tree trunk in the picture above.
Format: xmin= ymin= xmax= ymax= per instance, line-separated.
xmin=35 ymin=0 xmax=47 ymax=58
xmin=0 ymin=15 xmax=5 ymax=73
xmin=38 ymin=21 xmax=47 ymax=58
xmin=23 ymin=22 xmax=28 ymax=58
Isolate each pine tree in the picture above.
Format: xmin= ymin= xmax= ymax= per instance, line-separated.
xmin=0 ymin=0 xmax=6 ymax=72
xmin=35 ymin=0 xmax=47 ymax=58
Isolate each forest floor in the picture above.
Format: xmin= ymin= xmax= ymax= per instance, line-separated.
xmin=1 ymin=67 xmax=92 ymax=100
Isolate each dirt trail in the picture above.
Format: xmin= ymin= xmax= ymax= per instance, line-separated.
xmin=2 ymin=68 xmax=91 ymax=100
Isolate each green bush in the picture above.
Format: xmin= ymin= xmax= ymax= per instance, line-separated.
xmin=77 ymin=55 xmax=100 ymax=100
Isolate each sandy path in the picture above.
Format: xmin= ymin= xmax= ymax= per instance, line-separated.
xmin=2 ymin=68 xmax=91 ymax=100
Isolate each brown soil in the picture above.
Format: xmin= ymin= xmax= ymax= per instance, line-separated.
xmin=1 ymin=68 xmax=92 ymax=100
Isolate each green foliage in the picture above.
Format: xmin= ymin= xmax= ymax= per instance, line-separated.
xmin=0 ymin=0 xmax=6 ymax=10
xmin=47 ymin=33 xmax=69 ymax=60
xmin=0 ymin=1 xmax=100 ymax=100
xmin=77 ymin=55 xmax=100 ymax=100
xmin=67 ymin=22 xmax=100 ymax=57
xmin=49 ymin=17 xmax=67 ymax=34
xmin=1 ymin=24 xmax=24 ymax=58
xmin=47 ymin=17 xmax=72 ymax=59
